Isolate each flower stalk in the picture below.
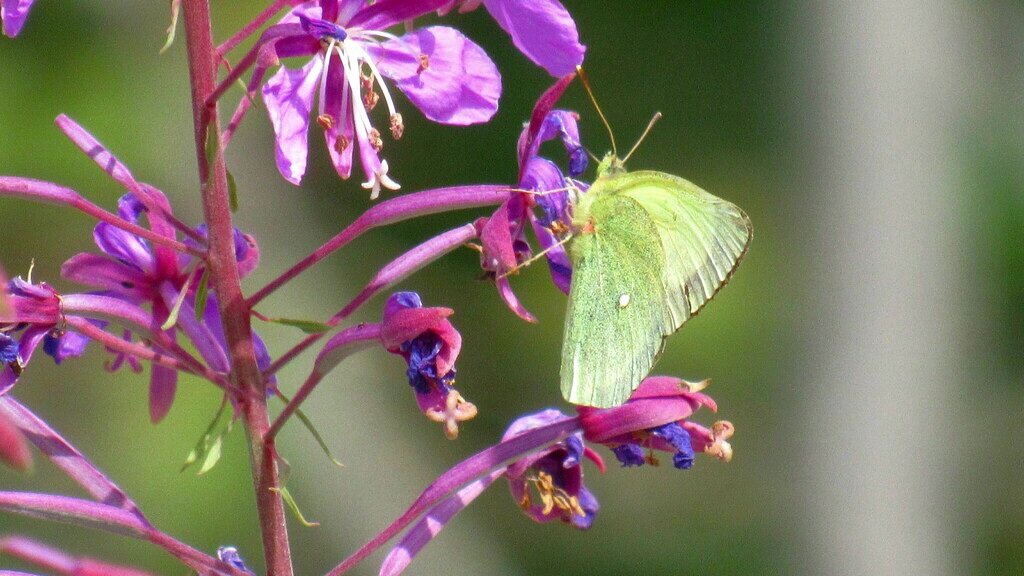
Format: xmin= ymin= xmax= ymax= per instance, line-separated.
xmin=181 ymin=0 xmax=293 ymax=573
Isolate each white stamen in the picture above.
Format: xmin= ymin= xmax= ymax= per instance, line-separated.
xmin=352 ymin=29 xmax=401 ymax=42
xmin=361 ymin=160 xmax=401 ymax=199
xmin=317 ymin=40 xmax=338 ymax=118
xmin=348 ymin=41 xmax=397 ymax=117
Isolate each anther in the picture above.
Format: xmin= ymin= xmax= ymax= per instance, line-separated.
xmin=317 ymin=114 xmax=336 ymax=130
xmin=389 ymin=113 xmax=404 ymax=139
xmin=369 ymin=128 xmax=384 ymax=152
xmin=334 ymin=135 xmax=351 ymax=154
xmin=417 ymin=54 xmax=430 ymax=73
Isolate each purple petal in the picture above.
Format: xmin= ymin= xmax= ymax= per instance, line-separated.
xmin=517 ymin=74 xmax=576 ymax=178
xmin=482 ymin=0 xmax=585 ymax=77
xmin=93 ymin=223 xmax=155 ymax=274
xmin=0 ymin=327 xmax=47 ymax=396
xmin=346 ymin=0 xmax=449 ymax=30
xmin=530 ymin=218 xmax=571 ymax=294
xmin=369 ymin=26 xmax=501 ymax=125
xmin=379 ymin=470 xmax=503 ymax=576
xmin=322 ymin=53 xmax=355 ymax=179
xmin=2 ymin=0 xmax=36 ymax=37
xmin=61 ymin=254 xmax=149 ymax=301
xmin=262 ymin=56 xmax=324 ymax=185
xmin=149 ymin=364 xmax=178 ymax=424
xmin=0 ymin=412 xmax=31 ymax=471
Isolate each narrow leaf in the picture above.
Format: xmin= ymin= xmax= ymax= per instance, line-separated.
xmin=274 ymin=392 xmax=344 ymax=468
xmin=161 ymin=267 xmax=198 ymax=331
xmin=227 ymin=171 xmax=239 ymax=212
xmin=181 ymin=399 xmax=229 ymax=474
xmin=263 ymin=317 xmax=333 ymax=334
xmin=272 ymin=487 xmax=319 ymax=528
xmin=197 ymin=433 xmax=225 ymax=476
xmin=193 ymin=269 xmax=209 ymax=319
xmin=159 ymin=0 xmax=182 ymax=54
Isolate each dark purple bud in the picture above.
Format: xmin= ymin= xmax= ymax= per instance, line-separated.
xmin=0 ymin=334 xmax=18 ymax=364
xmin=297 ymin=14 xmax=347 ymax=41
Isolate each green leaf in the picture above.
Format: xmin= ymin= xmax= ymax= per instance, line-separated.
xmin=227 ymin=170 xmax=239 ymax=212
xmin=203 ymin=124 xmax=220 ymax=188
xmin=193 ymin=269 xmax=209 ymax=319
xmin=161 ymin=266 xmax=198 ymax=331
xmin=159 ymin=0 xmax=182 ymax=55
xmin=181 ymin=399 xmax=233 ymax=475
xmin=262 ymin=317 xmax=333 ymax=334
xmin=272 ymin=486 xmax=320 ymax=528
xmin=275 ymin=392 xmax=344 ymax=468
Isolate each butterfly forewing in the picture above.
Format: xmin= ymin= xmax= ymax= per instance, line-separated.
xmin=561 ymin=194 xmax=669 ymax=408
xmin=616 ymin=171 xmax=752 ymax=332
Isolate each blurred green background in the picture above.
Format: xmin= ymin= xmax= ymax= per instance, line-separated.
xmin=1 ymin=1 xmax=1022 ymax=574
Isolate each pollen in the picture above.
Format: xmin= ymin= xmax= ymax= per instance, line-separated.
xmin=417 ymin=53 xmax=430 ymax=73
xmin=529 ymin=472 xmax=586 ymax=518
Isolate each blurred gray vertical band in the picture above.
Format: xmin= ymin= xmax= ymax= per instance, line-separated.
xmin=790 ymin=1 xmax=978 ymax=574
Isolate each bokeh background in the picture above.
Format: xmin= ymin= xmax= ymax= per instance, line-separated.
xmin=1 ymin=1 xmax=1022 ymax=574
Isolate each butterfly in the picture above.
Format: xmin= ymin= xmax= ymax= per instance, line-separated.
xmin=558 ymin=151 xmax=752 ymax=408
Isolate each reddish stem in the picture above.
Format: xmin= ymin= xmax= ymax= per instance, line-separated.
xmin=181 ymin=2 xmax=293 ymax=574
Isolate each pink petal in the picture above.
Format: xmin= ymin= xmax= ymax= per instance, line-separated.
xmin=482 ymin=0 xmax=585 ymax=77
xmin=0 ymin=412 xmax=31 ymax=471
xmin=61 ymin=253 xmax=150 ymax=301
xmin=379 ymin=307 xmax=454 ymax=350
xmin=496 ymin=277 xmax=536 ymax=323
xmin=262 ymin=56 xmax=324 ymax=185
xmin=148 ymin=364 xmax=178 ymax=424
xmin=369 ymin=26 xmax=500 ymax=125
xmin=2 ymin=0 xmax=36 ymax=37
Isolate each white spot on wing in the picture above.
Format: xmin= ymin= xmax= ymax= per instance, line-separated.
xmin=618 ymin=293 xmax=631 ymax=308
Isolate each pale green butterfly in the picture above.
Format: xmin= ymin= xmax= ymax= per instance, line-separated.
xmin=557 ymin=90 xmax=752 ymax=408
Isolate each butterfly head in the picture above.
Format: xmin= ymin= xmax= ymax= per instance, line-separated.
xmin=596 ymin=152 xmax=627 ymax=178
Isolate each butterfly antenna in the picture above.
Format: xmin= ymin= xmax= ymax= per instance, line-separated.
xmin=498 ymin=234 xmax=574 ymax=280
xmin=576 ymin=66 xmax=618 ymax=157
xmin=622 ymin=112 xmax=663 ymax=165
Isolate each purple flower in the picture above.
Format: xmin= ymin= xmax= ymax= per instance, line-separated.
xmin=502 ymin=409 xmax=602 ymax=529
xmin=260 ymin=0 xmax=502 ymax=195
xmin=217 ymin=546 xmax=254 ymax=575
xmin=60 ymin=191 xmax=263 ymax=421
xmin=579 ymin=377 xmax=735 ymax=468
xmin=477 ymin=76 xmax=585 ymax=318
xmin=355 ymin=375 xmax=735 ymax=575
xmin=1 ymin=0 xmax=36 ymax=37
xmin=438 ymin=0 xmax=586 ymax=76
xmin=380 ymin=292 xmax=473 ymax=436
xmin=0 ymin=276 xmax=90 ymax=395
xmin=380 ymin=291 xmax=475 ymax=439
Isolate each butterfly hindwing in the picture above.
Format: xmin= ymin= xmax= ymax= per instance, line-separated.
xmin=560 ymin=194 xmax=669 ymax=408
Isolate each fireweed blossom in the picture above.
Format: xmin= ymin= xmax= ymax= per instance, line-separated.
xmin=0 ymin=276 xmax=90 ymax=395
xmin=60 ymin=191 xmax=267 ymax=420
xmin=260 ymin=0 xmax=501 ymax=195
xmin=1 ymin=0 xmax=36 ymax=37
xmin=368 ymin=376 xmax=732 ymax=576
xmin=379 ymin=291 xmax=475 ymax=439
xmin=438 ymin=0 xmax=586 ymax=76
xmin=476 ymin=75 xmax=586 ymax=319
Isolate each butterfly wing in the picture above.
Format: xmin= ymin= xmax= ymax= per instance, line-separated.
xmin=560 ymin=194 xmax=669 ymax=408
xmin=618 ymin=171 xmax=751 ymax=330
xmin=560 ymin=170 xmax=751 ymax=408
